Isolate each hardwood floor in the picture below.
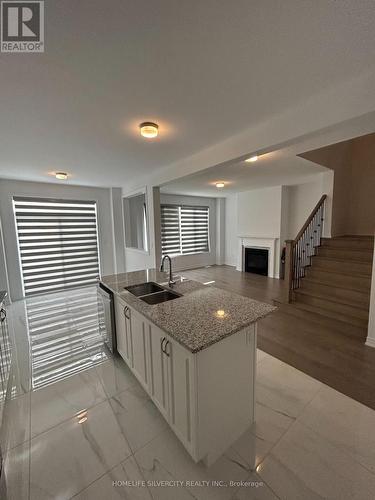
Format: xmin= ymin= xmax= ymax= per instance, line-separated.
xmin=182 ymin=264 xmax=287 ymax=304
xmin=181 ymin=265 xmax=375 ymax=411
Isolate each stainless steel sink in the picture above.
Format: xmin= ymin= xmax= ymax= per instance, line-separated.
xmin=140 ymin=289 xmax=182 ymax=305
xmin=125 ymin=282 xmax=164 ymax=297
xmin=124 ymin=281 xmax=183 ymax=305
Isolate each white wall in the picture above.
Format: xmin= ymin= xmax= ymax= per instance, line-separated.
xmin=280 ymin=185 xmax=290 ymax=273
xmin=159 ymin=193 xmax=218 ymax=271
xmin=110 ymin=187 xmax=126 ymax=274
xmin=215 ymin=198 xmax=226 ymax=266
xmin=285 ymin=171 xmax=333 ymax=240
xmin=0 ymin=179 xmax=116 ymax=301
xmin=237 ymin=186 xmax=283 ymax=276
xmin=224 ymin=195 xmax=238 ymax=267
xmin=223 ymin=173 xmax=334 ymax=277
xmin=237 ymin=186 xmax=283 ymax=238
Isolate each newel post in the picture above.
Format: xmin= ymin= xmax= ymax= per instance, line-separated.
xmin=284 ymin=240 xmax=294 ymax=303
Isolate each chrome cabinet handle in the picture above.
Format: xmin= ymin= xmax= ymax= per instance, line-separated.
xmin=123 ymin=306 xmax=130 ymax=320
xmin=160 ymin=338 xmax=171 ymax=357
xmin=0 ymin=308 xmax=6 ymax=323
xmin=164 ymin=340 xmax=170 ymax=357
xmin=161 ymin=337 xmax=166 ymax=353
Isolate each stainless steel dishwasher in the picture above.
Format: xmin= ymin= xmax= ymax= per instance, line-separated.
xmin=97 ymin=282 xmax=117 ymax=354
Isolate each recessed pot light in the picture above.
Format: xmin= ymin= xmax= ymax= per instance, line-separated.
xmin=55 ymin=172 xmax=68 ymax=180
xmin=245 ymin=155 xmax=258 ymax=163
xmin=216 ymin=182 xmax=225 ymax=188
xmin=140 ymin=122 xmax=159 ymax=138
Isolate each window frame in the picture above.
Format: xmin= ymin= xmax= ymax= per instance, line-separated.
xmin=161 ymin=203 xmax=210 ymax=257
xmin=122 ymin=187 xmax=150 ymax=255
xmin=13 ymin=196 xmax=101 ymax=297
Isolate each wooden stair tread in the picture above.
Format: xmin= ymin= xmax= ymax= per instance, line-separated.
xmin=322 ymin=235 xmax=374 ymax=242
xmin=307 ymin=264 xmax=372 ymax=279
xmin=312 ymin=256 xmax=372 ymax=276
xmin=294 ymin=292 xmax=369 ymax=323
xmin=334 ymin=235 xmax=374 ymax=240
xmin=315 ymin=254 xmax=373 ymax=263
xmin=322 ymin=244 xmax=374 ymax=251
xmin=295 ymin=287 xmax=369 ymax=311
xmin=301 ymin=276 xmax=370 ymax=295
xmin=318 ymin=248 xmax=373 ymax=262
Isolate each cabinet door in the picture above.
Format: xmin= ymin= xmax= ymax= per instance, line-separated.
xmin=148 ymin=324 xmax=169 ymax=421
xmin=128 ymin=306 xmax=148 ymax=389
xmin=166 ymin=336 xmax=195 ymax=450
xmin=114 ymin=297 xmax=129 ymax=363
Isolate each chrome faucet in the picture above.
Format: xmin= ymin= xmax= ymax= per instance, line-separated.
xmin=160 ymin=255 xmax=176 ymax=286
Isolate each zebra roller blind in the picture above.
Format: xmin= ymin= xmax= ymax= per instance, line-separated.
xmin=13 ymin=197 xmax=100 ymax=296
xmin=161 ymin=204 xmax=209 ymax=256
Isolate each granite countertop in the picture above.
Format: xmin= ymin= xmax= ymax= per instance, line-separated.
xmin=101 ymin=270 xmax=276 ymax=353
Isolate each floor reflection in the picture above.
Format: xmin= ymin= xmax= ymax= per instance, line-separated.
xmin=25 ymin=286 xmax=110 ymax=390
xmin=0 ymin=308 xmax=11 ymax=403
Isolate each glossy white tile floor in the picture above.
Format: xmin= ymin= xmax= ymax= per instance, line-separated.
xmin=3 ymin=287 xmax=375 ymax=499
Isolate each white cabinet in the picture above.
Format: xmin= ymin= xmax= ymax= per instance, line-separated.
xmin=128 ymin=306 xmax=148 ymax=390
xmin=115 ymin=298 xmax=148 ymax=390
xmin=147 ymin=324 xmax=169 ymax=421
xmin=114 ymin=295 xmax=256 ymax=466
xmin=114 ymin=297 xmax=131 ymax=363
xmin=167 ymin=336 xmax=195 ymax=452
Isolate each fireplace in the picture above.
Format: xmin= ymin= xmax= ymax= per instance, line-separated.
xmin=244 ymin=247 xmax=269 ymax=276
xmin=238 ymin=237 xmax=278 ymax=278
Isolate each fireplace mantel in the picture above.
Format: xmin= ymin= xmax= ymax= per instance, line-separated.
xmin=237 ymin=236 xmax=279 ymax=278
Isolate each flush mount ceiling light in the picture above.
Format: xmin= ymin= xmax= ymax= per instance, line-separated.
xmin=140 ymin=122 xmax=159 ymax=138
xmin=245 ymin=155 xmax=258 ymax=163
xmin=76 ymin=409 xmax=88 ymax=424
xmin=55 ymin=172 xmax=68 ymax=180
xmin=215 ymin=182 xmax=225 ymax=188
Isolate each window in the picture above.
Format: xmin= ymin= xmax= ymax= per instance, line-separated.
xmin=13 ymin=197 xmax=100 ymax=296
xmin=161 ymin=204 xmax=209 ymax=256
xmin=123 ymin=192 xmax=148 ymax=251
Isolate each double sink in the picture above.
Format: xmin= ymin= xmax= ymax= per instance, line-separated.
xmin=124 ymin=282 xmax=182 ymax=305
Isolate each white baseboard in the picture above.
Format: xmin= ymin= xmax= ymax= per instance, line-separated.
xmin=365 ymin=337 xmax=375 ymax=348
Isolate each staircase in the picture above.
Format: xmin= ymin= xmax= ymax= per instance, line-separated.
xmin=282 ymin=194 xmax=375 ymax=341
xmin=282 ymin=195 xmax=374 ymax=341
xmin=288 ymin=235 xmax=373 ymax=341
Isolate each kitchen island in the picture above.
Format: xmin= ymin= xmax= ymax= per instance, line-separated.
xmin=100 ymin=269 xmax=275 ymax=465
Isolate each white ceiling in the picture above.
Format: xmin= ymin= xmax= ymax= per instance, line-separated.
xmin=160 ymin=149 xmax=328 ymax=197
xmin=1 ymin=0 xmax=375 ymax=187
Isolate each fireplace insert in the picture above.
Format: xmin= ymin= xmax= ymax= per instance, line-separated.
xmin=244 ymin=248 xmax=269 ymax=276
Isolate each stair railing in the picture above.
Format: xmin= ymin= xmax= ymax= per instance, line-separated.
xmin=285 ymin=194 xmax=327 ymax=302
